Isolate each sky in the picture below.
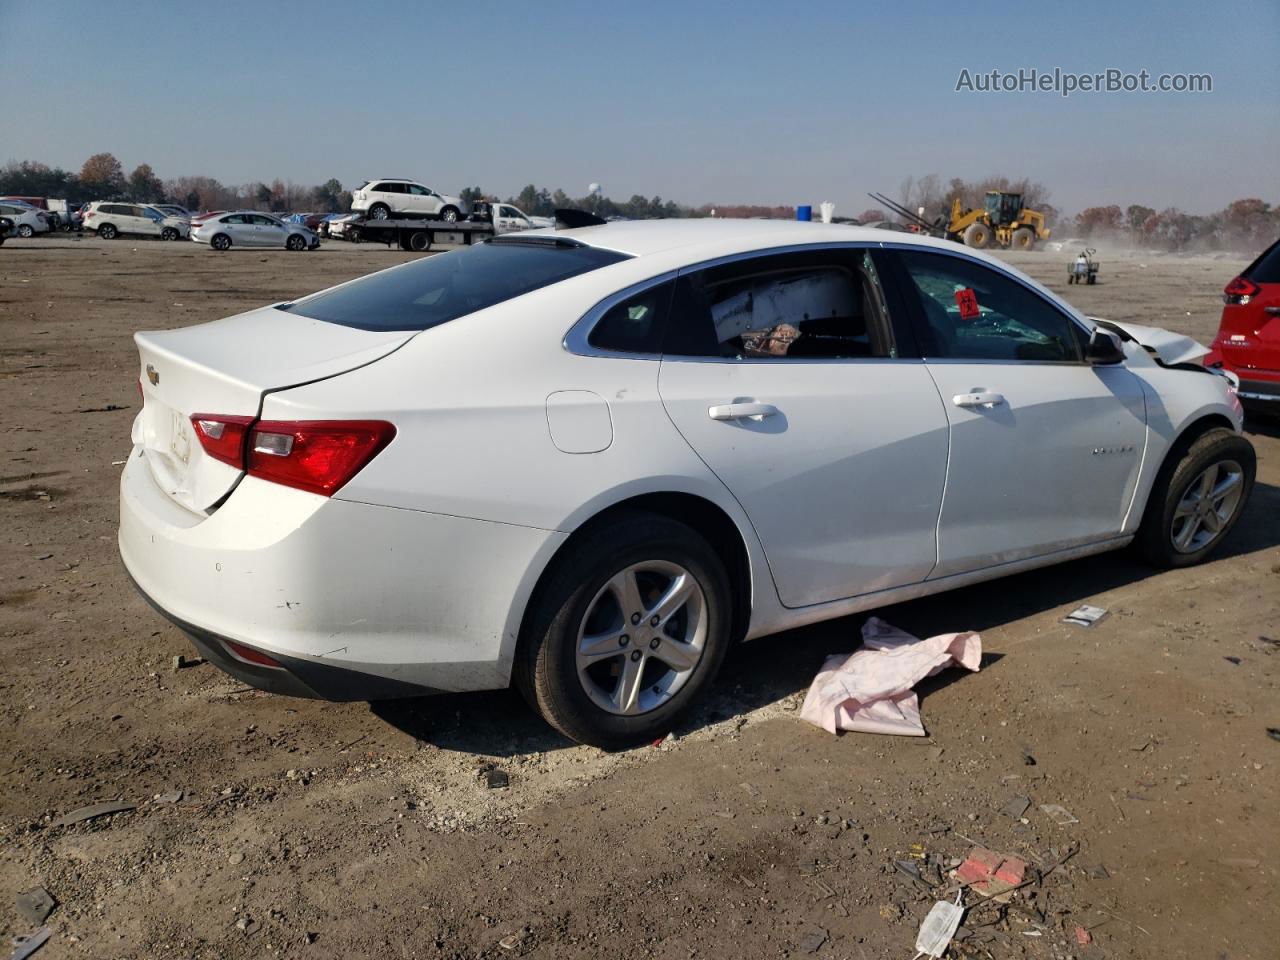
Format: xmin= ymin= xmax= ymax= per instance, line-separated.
xmin=2 ymin=0 xmax=1277 ymax=216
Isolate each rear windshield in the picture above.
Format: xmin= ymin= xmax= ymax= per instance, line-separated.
xmin=280 ymin=240 xmax=629 ymax=331
xmin=1244 ymin=238 xmax=1280 ymax=284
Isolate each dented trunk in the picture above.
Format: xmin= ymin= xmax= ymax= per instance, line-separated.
xmin=132 ymin=307 xmax=414 ymax=514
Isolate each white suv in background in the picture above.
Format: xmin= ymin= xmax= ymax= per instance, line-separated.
xmin=83 ymin=202 xmax=190 ymax=240
xmin=351 ymin=179 xmax=466 ymax=221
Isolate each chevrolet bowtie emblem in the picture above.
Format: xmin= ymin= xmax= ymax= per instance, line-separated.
xmin=146 ymin=363 xmax=159 ymax=386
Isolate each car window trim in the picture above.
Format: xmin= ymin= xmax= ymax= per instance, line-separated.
xmin=879 ymin=243 xmax=1094 ymax=365
xmin=565 ymin=242 xmax=919 ymax=363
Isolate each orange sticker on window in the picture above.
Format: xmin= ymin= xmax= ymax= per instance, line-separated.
xmin=954 ymin=287 xmax=980 ymax=319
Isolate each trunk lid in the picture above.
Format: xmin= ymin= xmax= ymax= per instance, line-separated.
xmin=133 ymin=306 xmax=414 ymax=514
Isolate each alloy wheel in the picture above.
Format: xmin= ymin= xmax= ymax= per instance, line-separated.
xmin=1170 ymin=459 xmax=1244 ymax=553
xmin=575 ymin=560 xmax=707 ymax=716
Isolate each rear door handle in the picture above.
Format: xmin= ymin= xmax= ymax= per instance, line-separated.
xmin=952 ymin=391 xmax=1005 ymax=408
xmin=708 ymin=401 xmax=780 ymax=421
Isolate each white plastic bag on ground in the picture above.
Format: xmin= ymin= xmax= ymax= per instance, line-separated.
xmin=799 ymin=617 xmax=982 ymax=736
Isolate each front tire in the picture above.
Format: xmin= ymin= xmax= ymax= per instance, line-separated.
xmin=161 ymin=227 xmax=179 ymax=241
xmin=1010 ymin=227 xmax=1035 ymax=250
xmin=210 ymin=233 xmax=231 ymax=251
xmin=963 ymin=221 xmax=992 ymax=248
xmin=1137 ymin=427 xmax=1255 ymax=568
xmin=516 ymin=512 xmax=732 ymax=749
xmin=286 ymin=234 xmax=307 ymax=251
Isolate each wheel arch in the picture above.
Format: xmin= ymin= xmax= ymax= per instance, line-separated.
xmin=511 ymin=491 xmax=757 ymax=679
xmin=1129 ymin=410 xmax=1238 ymax=531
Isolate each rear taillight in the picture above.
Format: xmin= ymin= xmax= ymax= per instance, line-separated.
xmin=190 ymin=414 xmax=255 ymax=467
xmin=191 ymin=415 xmax=395 ymax=496
xmin=1223 ymin=276 xmax=1261 ymax=304
xmin=224 ymin=639 xmax=283 ymax=669
xmin=248 ymin=420 xmax=396 ymax=496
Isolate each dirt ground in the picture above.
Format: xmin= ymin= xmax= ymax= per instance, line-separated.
xmin=1 ymin=234 xmax=1276 ymax=960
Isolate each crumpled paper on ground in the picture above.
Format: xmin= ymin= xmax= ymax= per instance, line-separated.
xmin=799 ymin=617 xmax=982 ymax=736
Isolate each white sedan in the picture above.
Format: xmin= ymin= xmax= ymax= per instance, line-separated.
xmin=190 ymin=211 xmax=319 ymax=251
xmin=119 ymin=219 xmax=1254 ymax=748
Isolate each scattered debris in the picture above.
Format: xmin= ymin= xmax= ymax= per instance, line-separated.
xmin=1039 ymin=803 xmax=1079 ymax=826
xmin=234 ymin=916 xmax=260 ymax=935
xmin=1075 ymin=925 xmax=1094 ymax=945
xmin=485 ymin=770 xmax=509 ymax=790
xmin=1062 ymin=604 xmax=1109 ymax=627
xmin=498 ymin=929 xmax=528 ymax=951
xmin=228 ymin=852 xmax=245 ymax=866
xmin=1268 ymin=728 xmax=1280 ymax=743
xmin=1020 ymin=747 xmax=1037 ymax=765
xmin=999 ymin=795 xmax=1031 ymax=820
xmin=171 ymin=654 xmax=204 ymax=672
xmin=914 ymin=892 xmax=965 ymax=958
xmin=7 ymin=927 xmax=51 ymax=960
xmin=800 ymin=618 xmax=981 ymax=736
xmin=1088 ymin=863 xmax=1111 ymax=879
xmin=955 ymin=847 xmax=1027 ymax=900
xmin=797 ymin=928 xmax=828 ymax=953
xmin=50 ymin=800 xmax=136 ymax=827
xmin=1218 ymin=858 xmax=1260 ymax=869
xmin=1224 ymin=656 xmax=1242 ymax=665
xmin=15 ymin=888 xmax=56 ymax=926
xmin=155 ymin=789 xmax=183 ymax=804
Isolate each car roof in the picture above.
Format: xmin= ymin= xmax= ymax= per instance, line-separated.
xmin=547 ymin=217 xmax=1005 ymax=264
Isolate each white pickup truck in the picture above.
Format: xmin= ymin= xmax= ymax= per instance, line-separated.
xmin=471 ymin=201 xmax=555 ymax=233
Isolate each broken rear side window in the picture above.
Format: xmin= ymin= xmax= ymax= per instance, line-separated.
xmin=280 ymin=241 xmax=630 ymax=332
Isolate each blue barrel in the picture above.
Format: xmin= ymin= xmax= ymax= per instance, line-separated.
xmin=796 ymin=205 xmax=812 ymax=221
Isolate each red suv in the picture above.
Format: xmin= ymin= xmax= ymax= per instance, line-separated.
xmin=1207 ymin=238 xmax=1280 ymax=412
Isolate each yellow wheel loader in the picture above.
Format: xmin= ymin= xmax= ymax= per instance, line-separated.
xmin=869 ymin=191 xmax=1052 ymax=250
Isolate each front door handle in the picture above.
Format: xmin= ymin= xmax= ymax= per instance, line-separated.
xmin=952 ymin=391 xmax=1005 ymax=408
xmin=708 ymin=401 xmax=780 ymax=421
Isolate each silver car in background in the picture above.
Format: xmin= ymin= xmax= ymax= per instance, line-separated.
xmin=191 ymin=211 xmax=320 ymax=251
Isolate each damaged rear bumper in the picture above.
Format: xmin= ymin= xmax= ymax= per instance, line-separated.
xmin=128 ymin=571 xmax=438 ymax=700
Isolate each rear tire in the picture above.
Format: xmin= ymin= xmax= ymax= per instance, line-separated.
xmin=1137 ymin=427 xmax=1255 ymax=568
xmin=98 ymin=223 xmax=118 ymax=240
xmin=18 ymin=224 xmax=35 ymax=238
xmin=515 ymin=512 xmax=732 ymax=750
xmin=439 ymin=206 xmax=460 ymax=223
xmin=962 ymin=221 xmax=992 ymax=248
xmin=210 ymin=233 xmax=231 ymax=251
xmin=369 ymin=204 xmax=390 ymax=220
xmin=408 ymin=230 xmax=431 ymax=252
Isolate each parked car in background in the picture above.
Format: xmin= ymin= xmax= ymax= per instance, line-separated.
xmin=190 ymin=211 xmax=319 ymax=251
xmin=351 ymin=179 xmax=466 ymax=221
xmin=324 ymin=213 xmax=363 ymax=240
xmin=152 ymin=204 xmax=192 ymax=220
xmin=83 ymin=202 xmax=189 ymax=240
xmin=1206 ymin=236 xmax=1280 ymax=413
xmin=0 ymin=200 xmax=53 ymax=237
xmin=188 ymin=211 xmax=227 ymax=233
xmin=316 ymin=213 xmax=347 ymax=238
xmin=119 ymin=219 xmax=1254 ymax=748
xmin=286 ymin=212 xmax=330 ymax=231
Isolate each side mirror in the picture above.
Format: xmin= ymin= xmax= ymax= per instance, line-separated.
xmin=1086 ymin=329 xmax=1125 ymax=365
